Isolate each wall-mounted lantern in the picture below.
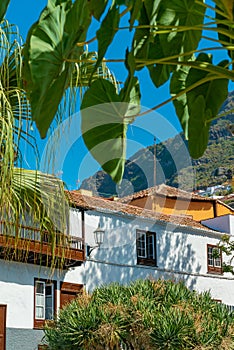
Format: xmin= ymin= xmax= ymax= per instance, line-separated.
xmin=87 ymin=224 xmax=105 ymax=257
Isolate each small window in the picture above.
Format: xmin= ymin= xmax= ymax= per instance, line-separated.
xmin=35 ymin=281 xmax=45 ymax=320
xmin=207 ymin=244 xmax=222 ymax=274
xmin=136 ymin=230 xmax=156 ymax=266
xmin=34 ymin=279 xmax=56 ymax=329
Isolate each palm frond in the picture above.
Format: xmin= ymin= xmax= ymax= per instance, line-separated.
xmin=0 ymin=21 xmax=70 ymax=268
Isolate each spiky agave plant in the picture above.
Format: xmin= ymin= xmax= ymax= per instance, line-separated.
xmin=44 ymin=279 xmax=234 ymax=350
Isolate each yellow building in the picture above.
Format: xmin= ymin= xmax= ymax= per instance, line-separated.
xmin=118 ymin=184 xmax=234 ymax=222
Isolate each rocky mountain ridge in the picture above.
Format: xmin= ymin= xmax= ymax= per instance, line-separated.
xmin=80 ymin=92 xmax=234 ymax=198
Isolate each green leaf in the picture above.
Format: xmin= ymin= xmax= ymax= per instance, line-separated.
xmin=132 ymin=1 xmax=159 ymax=66
xmin=120 ymin=50 xmax=141 ymax=117
xmin=23 ymin=0 xmax=91 ymax=138
xmin=148 ymin=0 xmax=205 ymax=86
xmin=215 ymin=0 xmax=233 ymax=19
xmin=186 ymin=54 xmax=229 ymax=158
xmin=0 ymin=0 xmax=10 ymax=22
xmin=187 ymin=94 xmax=211 ymax=159
xmin=148 ymin=35 xmax=173 ymax=87
xmin=95 ymin=5 xmax=120 ymax=71
xmin=129 ymin=0 xmax=143 ymax=30
xmin=157 ymin=0 xmax=205 ymax=57
xmin=115 ymin=0 xmax=127 ymax=5
xmin=81 ymin=79 xmax=128 ymax=183
xmin=186 ymin=55 xmax=228 ymax=117
xmin=171 ymin=54 xmax=229 ymax=158
xmin=216 ymin=3 xmax=234 ymax=60
xmin=170 ymin=66 xmax=190 ymax=138
xmin=120 ymin=77 xmax=141 ymax=118
xmin=88 ymin=0 xmax=108 ymax=21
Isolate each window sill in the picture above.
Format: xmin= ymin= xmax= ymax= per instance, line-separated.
xmin=137 ymin=259 xmax=157 ymax=267
xmin=34 ymin=323 xmax=45 ymax=330
xmin=207 ymin=270 xmax=223 ymax=275
xmin=34 ymin=319 xmax=54 ymax=329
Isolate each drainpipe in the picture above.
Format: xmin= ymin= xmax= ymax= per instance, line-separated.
xmin=213 ymin=200 xmax=217 ymax=218
xmin=81 ymin=210 xmax=85 ymax=259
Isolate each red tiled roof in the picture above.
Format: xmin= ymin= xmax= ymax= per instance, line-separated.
xmin=117 ymin=184 xmax=213 ymax=203
xmin=67 ymin=190 xmax=214 ymax=232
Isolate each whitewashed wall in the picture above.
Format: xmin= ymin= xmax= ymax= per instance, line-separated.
xmin=1 ymin=209 xmax=234 ymax=330
xmin=69 ymin=208 xmax=83 ymax=237
xmin=0 ymin=260 xmax=84 ymax=329
xmin=79 ymin=209 xmax=234 ymax=305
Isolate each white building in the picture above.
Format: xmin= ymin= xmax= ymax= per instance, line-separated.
xmin=0 ymin=191 xmax=233 ymax=349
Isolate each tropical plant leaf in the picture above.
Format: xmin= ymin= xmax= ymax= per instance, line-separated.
xmin=170 ymin=66 xmax=190 ymax=138
xmin=70 ymin=51 xmax=117 ymax=89
xmin=129 ymin=0 xmax=143 ymax=30
xmin=120 ymin=76 xmax=140 ymax=118
xmin=157 ymin=0 xmax=205 ymax=56
xmin=0 ymin=20 xmax=70 ymax=268
xmin=81 ymin=79 xmax=131 ymax=183
xmin=216 ymin=3 xmax=234 ymax=60
xmin=215 ymin=0 xmax=233 ymax=19
xmin=171 ymin=54 xmax=229 ymax=159
xmin=186 ymin=55 xmax=228 ymax=117
xmin=120 ymin=50 xmax=141 ymax=117
xmin=187 ymin=94 xmax=211 ymax=160
xmin=147 ymin=0 xmax=205 ymax=87
xmin=132 ymin=1 xmax=159 ymax=67
xmin=11 ymin=168 xmax=68 ymax=232
xmin=0 ymin=0 xmax=10 ymax=22
xmin=148 ymin=35 xmax=174 ymax=88
xmin=95 ymin=4 xmax=120 ymax=72
xmin=171 ymin=54 xmax=229 ymax=158
xmin=88 ymin=0 xmax=108 ymax=21
xmin=23 ymin=0 xmax=91 ymax=138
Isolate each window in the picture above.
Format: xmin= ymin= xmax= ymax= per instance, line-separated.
xmin=136 ymin=230 xmax=156 ymax=266
xmin=207 ymin=244 xmax=222 ymax=274
xmin=34 ymin=279 xmax=57 ymax=329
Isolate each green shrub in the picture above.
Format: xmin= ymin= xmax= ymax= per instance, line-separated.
xmin=44 ymin=279 xmax=234 ymax=350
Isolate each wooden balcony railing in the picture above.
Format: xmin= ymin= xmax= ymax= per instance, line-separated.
xmin=0 ymin=221 xmax=85 ymax=267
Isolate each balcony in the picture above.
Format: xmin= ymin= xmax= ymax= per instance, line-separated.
xmin=0 ymin=221 xmax=85 ymax=268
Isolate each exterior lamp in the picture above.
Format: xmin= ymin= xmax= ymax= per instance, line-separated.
xmin=87 ymin=224 xmax=105 ymax=257
xmin=93 ymin=225 xmax=105 ymax=246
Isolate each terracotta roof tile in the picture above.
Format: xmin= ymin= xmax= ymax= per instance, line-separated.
xmin=67 ymin=190 xmax=214 ymax=232
xmin=117 ymin=184 xmax=213 ymax=203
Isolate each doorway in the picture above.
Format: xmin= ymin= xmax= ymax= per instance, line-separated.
xmin=0 ymin=305 xmax=6 ymax=350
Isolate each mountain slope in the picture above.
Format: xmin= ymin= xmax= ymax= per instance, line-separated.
xmin=80 ymin=92 xmax=234 ymax=197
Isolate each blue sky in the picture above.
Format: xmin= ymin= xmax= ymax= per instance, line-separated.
xmin=5 ymin=0 xmax=232 ymax=190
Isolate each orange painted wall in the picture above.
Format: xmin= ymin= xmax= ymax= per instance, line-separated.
xmin=216 ymin=202 xmax=233 ymax=216
xmin=152 ymin=197 xmax=214 ymax=221
xmin=129 ymin=197 xmax=153 ymax=210
xmin=130 ymin=196 xmax=233 ymax=221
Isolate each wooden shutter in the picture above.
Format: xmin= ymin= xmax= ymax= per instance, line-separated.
xmin=60 ymin=282 xmax=83 ymax=308
xmin=0 ymin=305 xmax=6 ymax=350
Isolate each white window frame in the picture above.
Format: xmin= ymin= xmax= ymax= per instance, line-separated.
xmin=35 ymin=281 xmax=45 ymax=320
xmin=208 ymin=246 xmax=221 ymax=267
xmin=45 ymin=283 xmax=54 ymax=320
xmin=136 ymin=231 xmax=147 ymax=258
xmin=136 ymin=230 xmax=156 ymax=264
xmin=207 ymin=244 xmax=222 ymax=274
xmin=147 ymin=233 xmax=155 ymax=260
xmin=35 ymin=281 xmax=54 ymax=321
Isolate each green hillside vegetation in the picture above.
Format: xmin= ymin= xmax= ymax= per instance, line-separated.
xmin=170 ymin=136 xmax=233 ymax=191
xmin=81 ymin=112 xmax=233 ymax=197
